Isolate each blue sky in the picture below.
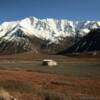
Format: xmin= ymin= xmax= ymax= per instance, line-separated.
xmin=0 ymin=0 xmax=100 ymax=22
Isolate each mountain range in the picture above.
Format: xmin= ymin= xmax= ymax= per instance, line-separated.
xmin=0 ymin=17 xmax=100 ymax=55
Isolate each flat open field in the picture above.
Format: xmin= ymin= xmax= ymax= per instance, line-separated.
xmin=0 ymin=54 xmax=100 ymax=100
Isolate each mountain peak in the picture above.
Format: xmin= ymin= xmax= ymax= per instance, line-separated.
xmin=0 ymin=17 xmax=100 ymax=43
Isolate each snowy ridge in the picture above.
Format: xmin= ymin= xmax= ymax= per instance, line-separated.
xmin=0 ymin=17 xmax=100 ymax=44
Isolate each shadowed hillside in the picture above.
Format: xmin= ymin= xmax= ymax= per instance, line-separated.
xmin=58 ymin=28 xmax=100 ymax=55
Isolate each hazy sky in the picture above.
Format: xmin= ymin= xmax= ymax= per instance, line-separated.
xmin=0 ymin=0 xmax=100 ymax=22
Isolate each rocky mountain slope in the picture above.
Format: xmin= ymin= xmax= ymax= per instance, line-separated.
xmin=0 ymin=17 xmax=100 ymax=54
xmin=58 ymin=29 xmax=100 ymax=55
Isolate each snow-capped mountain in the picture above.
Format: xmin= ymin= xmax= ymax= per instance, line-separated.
xmin=0 ymin=17 xmax=100 ymax=54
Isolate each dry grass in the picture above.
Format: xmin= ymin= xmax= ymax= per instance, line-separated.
xmin=37 ymin=89 xmax=67 ymax=100
xmin=0 ymin=53 xmax=99 ymax=100
xmin=0 ymin=88 xmax=11 ymax=100
xmin=0 ymin=80 xmax=34 ymax=93
xmin=0 ymin=69 xmax=99 ymax=100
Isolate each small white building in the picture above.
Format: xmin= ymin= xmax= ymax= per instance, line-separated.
xmin=42 ymin=59 xmax=58 ymax=66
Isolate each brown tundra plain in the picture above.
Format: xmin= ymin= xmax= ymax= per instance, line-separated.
xmin=0 ymin=52 xmax=100 ymax=100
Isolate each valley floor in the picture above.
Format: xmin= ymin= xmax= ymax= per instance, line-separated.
xmin=0 ymin=54 xmax=100 ymax=100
